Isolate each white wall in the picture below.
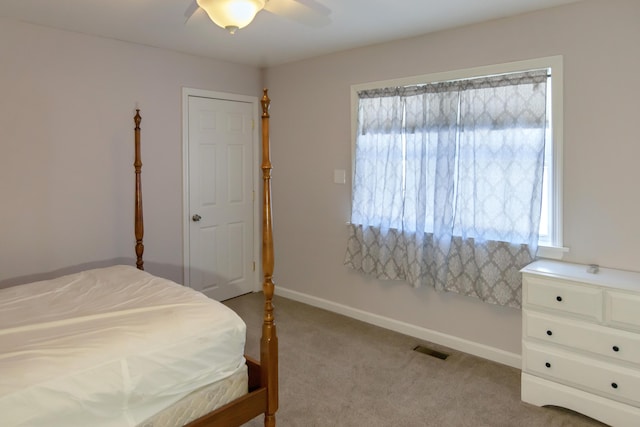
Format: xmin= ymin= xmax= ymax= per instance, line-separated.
xmin=263 ymin=0 xmax=640 ymax=358
xmin=0 ymin=19 xmax=261 ymax=285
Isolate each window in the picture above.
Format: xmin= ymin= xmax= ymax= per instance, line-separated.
xmin=344 ymin=58 xmax=565 ymax=307
xmin=349 ymin=57 xmax=564 ymax=258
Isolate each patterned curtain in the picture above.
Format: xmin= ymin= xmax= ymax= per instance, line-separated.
xmin=345 ymin=70 xmax=548 ymax=308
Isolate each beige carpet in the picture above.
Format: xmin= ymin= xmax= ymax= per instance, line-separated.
xmin=224 ymin=293 xmax=605 ymax=427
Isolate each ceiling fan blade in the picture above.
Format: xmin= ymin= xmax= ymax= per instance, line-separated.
xmin=184 ymin=0 xmax=200 ymax=24
xmin=264 ymin=0 xmax=331 ymax=27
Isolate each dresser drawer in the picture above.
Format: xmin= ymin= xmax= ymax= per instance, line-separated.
xmin=524 ymin=310 xmax=640 ymax=365
xmin=606 ymin=290 xmax=640 ymax=332
xmin=523 ymin=342 xmax=640 ymax=407
xmin=523 ymin=275 xmax=603 ymax=321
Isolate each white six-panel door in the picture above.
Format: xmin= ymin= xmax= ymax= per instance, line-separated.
xmin=185 ymin=93 xmax=257 ymax=300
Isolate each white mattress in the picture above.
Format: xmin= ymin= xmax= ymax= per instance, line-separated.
xmin=139 ymin=364 xmax=248 ymax=427
xmin=0 ymin=266 xmax=247 ymax=427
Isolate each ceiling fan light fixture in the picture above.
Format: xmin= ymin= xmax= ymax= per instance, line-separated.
xmin=197 ymin=0 xmax=266 ymax=34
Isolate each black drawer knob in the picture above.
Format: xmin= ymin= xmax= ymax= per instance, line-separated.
xmin=611 ymin=382 xmax=618 ymax=389
xmin=556 ymin=296 xmax=563 ymax=302
xmin=613 ymin=345 xmax=620 ymax=352
xmin=545 ymin=362 xmax=551 ymax=368
xmin=546 ymin=330 xmax=553 ymax=336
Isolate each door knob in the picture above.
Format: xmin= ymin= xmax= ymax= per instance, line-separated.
xmin=192 ymin=214 xmax=202 ymax=222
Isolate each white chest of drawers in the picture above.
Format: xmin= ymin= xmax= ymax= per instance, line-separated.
xmin=521 ymin=260 xmax=640 ymax=427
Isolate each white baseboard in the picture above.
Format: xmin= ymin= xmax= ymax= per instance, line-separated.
xmin=275 ymin=286 xmax=521 ymax=369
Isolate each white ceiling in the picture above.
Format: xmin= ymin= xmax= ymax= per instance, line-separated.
xmin=0 ymin=0 xmax=581 ymax=68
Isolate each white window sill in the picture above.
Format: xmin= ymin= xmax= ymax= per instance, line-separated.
xmin=348 ymin=223 xmax=569 ymax=260
xmin=536 ymin=244 xmax=569 ymax=260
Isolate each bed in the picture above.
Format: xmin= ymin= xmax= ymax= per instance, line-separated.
xmin=0 ymin=89 xmax=278 ymax=427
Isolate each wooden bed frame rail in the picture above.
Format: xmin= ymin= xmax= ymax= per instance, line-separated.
xmin=134 ymin=89 xmax=278 ymax=427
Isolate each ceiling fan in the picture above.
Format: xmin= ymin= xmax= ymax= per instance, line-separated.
xmin=185 ymin=0 xmax=331 ymax=34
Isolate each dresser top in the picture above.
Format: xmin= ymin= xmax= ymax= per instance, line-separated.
xmin=522 ymin=259 xmax=640 ymax=292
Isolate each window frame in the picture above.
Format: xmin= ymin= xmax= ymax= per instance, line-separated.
xmin=350 ymin=56 xmax=567 ymax=259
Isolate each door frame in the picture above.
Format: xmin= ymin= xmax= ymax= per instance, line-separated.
xmin=181 ymin=87 xmax=260 ymax=292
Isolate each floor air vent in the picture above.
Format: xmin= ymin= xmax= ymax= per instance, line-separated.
xmin=413 ymin=345 xmax=449 ymax=360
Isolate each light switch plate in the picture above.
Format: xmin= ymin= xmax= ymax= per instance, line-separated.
xmin=333 ymin=169 xmax=346 ymax=184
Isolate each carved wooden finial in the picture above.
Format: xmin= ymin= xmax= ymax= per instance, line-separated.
xmin=261 ymin=89 xmax=270 ymax=118
xmin=134 ymin=109 xmax=141 ymax=130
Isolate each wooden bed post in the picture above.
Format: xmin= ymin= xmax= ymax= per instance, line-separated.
xmin=134 ymin=109 xmax=144 ymax=270
xmin=260 ymin=89 xmax=278 ymax=427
